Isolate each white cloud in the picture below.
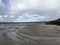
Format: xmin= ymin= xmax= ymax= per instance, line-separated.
xmin=5 ymin=0 xmax=60 ymax=11
xmin=0 ymin=0 xmax=4 ymax=7
xmin=0 ymin=0 xmax=60 ymax=22
xmin=28 ymin=0 xmax=60 ymax=11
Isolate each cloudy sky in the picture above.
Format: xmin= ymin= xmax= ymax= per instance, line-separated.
xmin=0 ymin=0 xmax=60 ymax=22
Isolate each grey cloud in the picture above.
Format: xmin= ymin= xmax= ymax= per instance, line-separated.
xmin=0 ymin=0 xmax=60 ymax=22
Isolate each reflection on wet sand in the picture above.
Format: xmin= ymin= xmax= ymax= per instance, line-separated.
xmin=0 ymin=24 xmax=60 ymax=45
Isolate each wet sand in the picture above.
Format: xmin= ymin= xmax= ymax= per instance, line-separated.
xmin=0 ymin=24 xmax=60 ymax=45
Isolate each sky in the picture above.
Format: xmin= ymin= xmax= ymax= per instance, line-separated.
xmin=0 ymin=0 xmax=60 ymax=22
